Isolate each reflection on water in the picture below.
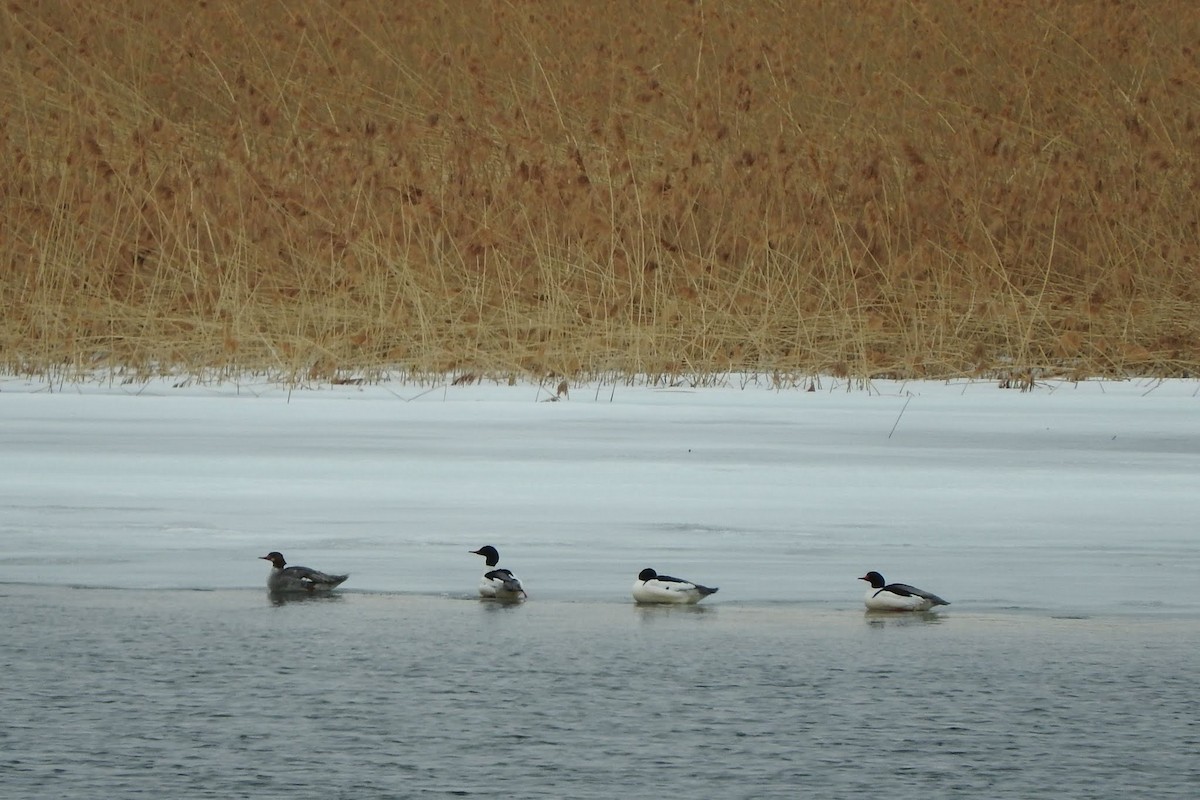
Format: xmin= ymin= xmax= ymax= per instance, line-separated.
xmin=4 ymin=584 xmax=1198 ymax=800
xmin=267 ymin=589 xmax=347 ymax=607
xmin=633 ymin=603 xmax=717 ymax=623
xmin=477 ymin=596 xmax=527 ymax=612
xmin=863 ymin=609 xmax=946 ymax=628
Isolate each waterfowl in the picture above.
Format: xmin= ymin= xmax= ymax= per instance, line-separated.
xmin=470 ymin=545 xmax=526 ymax=600
xmin=632 ymin=567 xmax=718 ymax=605
xmin=259 ymin=551 xmax=348 ymax=593
xmin=859 ymin=570 xmax=948 ymax=611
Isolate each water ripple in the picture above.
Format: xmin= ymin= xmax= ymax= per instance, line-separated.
xmin=2 ymin=586 xmax=1198 ymax=799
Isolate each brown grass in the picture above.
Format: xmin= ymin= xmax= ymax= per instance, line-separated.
xmin=3 ymin=1 xmax=1199 ymax=384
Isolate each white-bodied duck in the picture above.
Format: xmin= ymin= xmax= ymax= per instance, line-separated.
xmin=632 ymin=567 xmax=718 ymax=605
xmin=259 ymin=551 xmax=348 ymax=593
xmin=470 ymin=545 xmax=526 ymax=600
xmin=859 ymin=570 xmax=948 ymax=612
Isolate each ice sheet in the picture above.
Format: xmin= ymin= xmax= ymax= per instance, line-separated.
xmin=2 ymin=376 xmax=1197 ymax=614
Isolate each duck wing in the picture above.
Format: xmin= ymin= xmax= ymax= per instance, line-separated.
xmin=285 ymin=565 xmax=348 ymax=587
xmin=883 ymin=582 xmax=948 ymax=606
xmin=648 ymin=574 xmax=718 ymax=597
xmin=484 ymin=568 xmax=524 ymax=594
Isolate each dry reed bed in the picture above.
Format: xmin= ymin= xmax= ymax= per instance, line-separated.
xmin=2 ymin=1 xmax=1199 ymax=383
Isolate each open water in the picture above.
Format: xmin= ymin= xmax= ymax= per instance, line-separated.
xmin=3 ymin=584 xmax=1197 ymax=799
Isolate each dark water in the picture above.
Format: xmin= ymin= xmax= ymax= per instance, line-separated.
xmin=3 ymin=585 xmax=1197 ymax=799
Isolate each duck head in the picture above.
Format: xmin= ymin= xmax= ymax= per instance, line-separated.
xmin=858 ymin=571 xmax=886 ymax=589
xmin=470 ymin=546 xmax=500 ymax=567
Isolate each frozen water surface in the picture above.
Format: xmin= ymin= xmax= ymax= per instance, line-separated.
xmin=2 ymin=376 xmax=1197 ymax=613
